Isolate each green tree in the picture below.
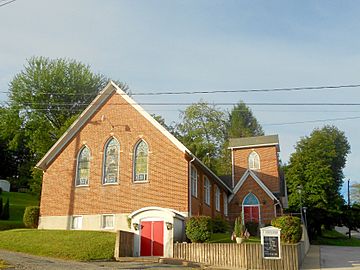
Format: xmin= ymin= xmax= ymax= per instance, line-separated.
xmin=227 ymin=101 xmax=264 ymax=138
xmin=176 ymin=101 xmax=227 ymax=172
xmin=2 ymin=57 xmax=128 ymax=194
xmin=285 ymin=125 xmax=350 ymax=238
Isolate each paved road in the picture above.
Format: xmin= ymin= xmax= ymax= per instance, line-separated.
xmin=0 ymin=250 xmax=192 ymax=270
xmin=320 ymin=246 xmax=360 ymax=270
xmin=335 ymin=226 xmax=360 ymax=239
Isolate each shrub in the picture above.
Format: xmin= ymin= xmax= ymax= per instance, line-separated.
xmin=0 ymin=198 xmax=9 ymax=220
xmin=23 ymin=206 xmax=40 ymax=228
xmin=185 ymin=216 xmax=212 ymax=243
xmin=0 ymin=187 xmax=2 ymax=195
xmin=271 ymin=215 xmax=302 ymax=243
xmin=233 ymin=217 xmax=244 ymax=238
xmin=211 ymin=216 xmax=229 ymax=233
xmin=245 ymin=221 xmax=259 ymax=236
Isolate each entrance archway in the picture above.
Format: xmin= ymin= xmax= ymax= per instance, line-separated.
xmin=242 ymin=193 xmax=260 ymax=223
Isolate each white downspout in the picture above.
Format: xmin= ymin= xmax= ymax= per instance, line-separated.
xmin=188 ymin=156 xmax=196 ymax=217
xmin=231 ymin=149 xmax=235 ymax=188
xmin=274 ymin=200 xmax=280 ymax=217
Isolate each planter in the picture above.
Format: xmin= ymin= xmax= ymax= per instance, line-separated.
xmin=236 ymin=237 xmax=244 ymax=244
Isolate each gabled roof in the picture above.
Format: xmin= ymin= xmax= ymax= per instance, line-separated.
xmin=35 ymin=81 xmax=232 ymax=193
xmin=229 ymin=135 xmax=280 ymax=151
xmin=228 ymin=169 xmax=279 ymax=202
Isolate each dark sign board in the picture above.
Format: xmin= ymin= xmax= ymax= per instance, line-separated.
xmin=263 ymin=236 xmax=280 ymax=258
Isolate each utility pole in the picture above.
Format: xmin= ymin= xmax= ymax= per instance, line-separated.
xmin=348 ymin=179 xmax=351 ymax=239
xmin=297 ymin=185 xmax=304 ymax=225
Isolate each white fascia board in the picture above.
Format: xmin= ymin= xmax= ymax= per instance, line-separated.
xmin=228 ymin=143 xmax=279 ymax=150
xmin=111 ymin=82 xmax=232 ymax=193
xmin=192 ymin=156 xmax=232 ymax=193
xmin=111 ymin=82 xmax=188 ymax=153
xmin=228 ymin=169 xmax=278 ymax=202
xmin=35 ymin=82 xmax=116 ymax=170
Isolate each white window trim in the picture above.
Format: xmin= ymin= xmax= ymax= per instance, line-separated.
xmin=75 ymin=146 xmax=90 ymax=187
xmin=204 ymin=176 xmax=211 ymax=206
xmin=133 ymin=139 xmax=149 ymax=183
xmin=191 ymin=165 xmax=198 ymax=197
xmin=101 ymin=214 xmax=115 ymax=229
xmin=224 ymin=193 xmax=228 ymax=216
xmin=71 ymin=215 xmax=83 ymax=230
xmin=215 ymin=186 xmax=220 ymax=212
xmin=248 ymin=151 xmax=260 ymax=170
xmin=102 ymin=137 xmax=120 ymax=185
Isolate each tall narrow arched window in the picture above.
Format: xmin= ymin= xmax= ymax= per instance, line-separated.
xmin=204 ymin=176 xmax=211 ymax=206
xmin=248 ymin=151 xmax=260 ymax=170
xmin=103 ymin=138 xmax=120 ymax=184
xmin=134 ymin=140 xmax=149 ymax=182
xmin=190 ymin=165 xmax=198 ymax=197
xmin=76 ymin=146 xmax=90 ymax=186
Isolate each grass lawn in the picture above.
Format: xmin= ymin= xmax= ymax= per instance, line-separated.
xmin=0 ymin=229 xmax=116 ymax=261
xmin=312 ymin=229 xmax=360 ymax=246
xmin=0 ymin=192 xmax=39 ymax=230
xmin=207 ymin=233 xmax=260 ymax=243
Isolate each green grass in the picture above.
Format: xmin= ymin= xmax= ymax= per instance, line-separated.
xmin=0 ymin=192 xmax=39 ymax=230
xmin=0 ymin=229 xmax=116 ymax=261
xmin=207 ymin=233 xmax=261 ymax=243
xmin=312 ymin=229 xmax=360 ymax=246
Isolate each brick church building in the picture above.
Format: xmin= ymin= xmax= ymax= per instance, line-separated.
xmin=36 ymin=81 xmax=287 ymax=257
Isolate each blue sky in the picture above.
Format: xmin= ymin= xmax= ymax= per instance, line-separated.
xmin=1 ymin=0 xmax=359 ymax=198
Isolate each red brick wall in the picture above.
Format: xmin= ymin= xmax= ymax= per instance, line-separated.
xmin=228 ymin=176 xmax=276 ymax=225
xmin=232 ymin=146 xmax=280 ymax=193
xmin=40 ymin=92 xmax=190 ymax=217
xmin=190 ymin=166 xmax=227 ymax=218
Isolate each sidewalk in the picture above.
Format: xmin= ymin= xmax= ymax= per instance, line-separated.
xmin=335 ymin=226 xmax=360 ymax=239
xmin=301 ymin=245 xmax=321 ymax=270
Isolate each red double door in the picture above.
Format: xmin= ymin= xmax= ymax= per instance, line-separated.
xmin=140 ymin=221 xmax=164 ymax=256
xmin=243 ymin=206 xmax=260 ymax=223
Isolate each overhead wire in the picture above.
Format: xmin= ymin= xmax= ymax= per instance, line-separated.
xmin=1 ymin=83 xmax=360 ymax=96
xmin=0 ymin=0 xmax=16 ymax=8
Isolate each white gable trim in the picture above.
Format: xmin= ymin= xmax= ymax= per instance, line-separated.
xmin=228 ymin=143 xmax=279 ymax=150
xmin=228 ymin=169 xmax=278 ymax=202
xmin=36 ymin=82 xmax=116 ymax=170
xmin=111 ymin=83 xmax=188 ymax=153
xmin=35 ymin=81 xmax=232 ymax=193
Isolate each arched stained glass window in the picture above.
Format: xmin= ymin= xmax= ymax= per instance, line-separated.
xmin=134 ymin=140 xmax=148 ymax=182
xmin=103 ymin=138 xmax=120 ymax=184
xmin=76 ymin=146 xmax=90 ymax=186
xmin=248 ymin=151 xmax=260 ymax=170
xmin=243 ymin=193 xmax=260 ymax=205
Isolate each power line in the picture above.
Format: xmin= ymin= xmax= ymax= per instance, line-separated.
xmin=1 ymin=83 xmax=360 ymax=96
xmin=264 ymin=116 xmax=360 ymax=126
xmin=0 ymin=0 xmax=16 ymax=8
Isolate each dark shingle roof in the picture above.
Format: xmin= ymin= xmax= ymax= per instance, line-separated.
xmin=229 ymin=135 xmax=279 ymax=150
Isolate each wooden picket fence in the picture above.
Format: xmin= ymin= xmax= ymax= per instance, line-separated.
xmin=173 ymin=242 xmax=306 ymax=270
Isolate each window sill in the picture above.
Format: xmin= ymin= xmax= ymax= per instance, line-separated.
xmin=191 ymin=195 xmax=198 ymax=199
xmin=75 ymin=185 xmax=89 ymax=188
xmin=102 ymin=227 xmax=114 ymax=230
xmin=102 ymin=182 xmax=119 ymax=186
xmin=132 ymin=180 xmax=149 ymax=184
